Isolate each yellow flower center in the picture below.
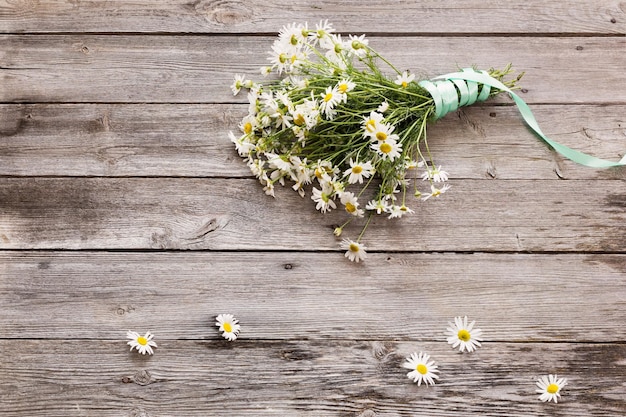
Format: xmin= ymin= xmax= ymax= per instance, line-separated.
xmin=547 ymin=383 xmax=559 ymax=394
xmin=290 ymin=54 xmax=297 ymax=64
xmin=324 ymin=92 xmax=334 ymax=102
xmin=376 ymin=131 xmax=387 ymax=141
xmin=315 ymin=168 xmax=324 ymax=179
xmin=279 ymin=53 xmax=288 ymax=64
xmin=352 ymin=165 xmax=363 ymax=174
xmin=294 ymin=114 xmax=305 ymax=126
xmin=243 ymin=122 xmax=253 ymax=134
xmin=366 ymin=119 xmax=377 ymax=132
xmin=401 ymin=81 xmax=408 ymax=88
xmin=290 ymin=35 xmax=298 ymax=46
xmin=345 ymin=202 xmax=356 ymax=213
xmin=349 ymin=243 xmax=360 ymax=252
xmin=223 ymin=322 xmax=232 ymax=333
xmin=137 ymin=336 xmax=148 ymax=346
xmin=338 ymin=83 xmax=348 ymax=93
xmin=458 ymin=329 xmax=471 ymax=342
xmin=380 ymin=142 xmax=392 ymax=154
xmin=334 ymin=43 xmax=342 ymax=53
xmin=416 ymin=364 xmax=428 ymax=375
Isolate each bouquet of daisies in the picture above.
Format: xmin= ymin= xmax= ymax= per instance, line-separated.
xmin=229 ymin=20 xmax=520 ymax=262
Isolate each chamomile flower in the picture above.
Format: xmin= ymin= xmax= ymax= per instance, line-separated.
xmin=344 ymin=159 xmax=374 ymax=184
xmin=422 ymin=165 xmax=449 ymax=183
xmin=403 ymin=352 xmax=440 ymax=386
xmin=395 ymin=71 xmax=415 ymax=88
xmin=337 ymin=78 xmax=356 ymax=96
xmin=377 ymin=101 xmax=389 ymax=113
xmin=362 ymin=111 xmax=385 ymax=135
xmin=311 ymin=183 xmax=337 ymax=213
xmin=340 ymin=239 xmax=367 ymax=262
xmin=372 ymin=138 xmax=402 ymax=161
xmin=319 ymin=86 xmax=342 ymax=119
xmin=216 ymin=313 xmax=241 ymax=341
xmin=126 ymin=330 xmax=157 ymax=355
xmin=346 ymin=34 xmax=369 ymax=57
xmin=365 ymin=122 xmax=399 ymax=143
xmin=422 ymin=183 xmax=451 ymax=200
xmin=446 ymin=316 xmax=483 ymax=353
xmin=388 ymin=204 xmax=414 ymax=219
xmin=536 ymin=374 xmax=568 ymax=403
xmin=340 ymin=191 xmax=364 ymax=217
xmin=231 ymin=74 xmax=246 ymax=95
xmin=366 ymin=198 xmax=391 ymax=214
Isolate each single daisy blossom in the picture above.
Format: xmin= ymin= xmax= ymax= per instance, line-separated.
xmin=536 ymin=374 xmax=568 ymax=403
xmin=372 ymin=138 xmax=402 ymax=161
xmin=340 ymin=191 xmax=364 ymax=217
xmin=422 ymin=165 xmax=449 ymax=183
xmin=395 ymin=71 xmax=415 ymax=88
xmin=216 ymin=313 xmax=241 ymax=341
xmin=446 ymin=316 xmax=483 ymax=353
xmin=403 ymin=352 xmax=440 ymax=386
xmin=319 ymin=86 xmax=342 ymax=118
xmin=422 ymin=183 xmax=451 ymax=200
xmin=340 ymin=239 xmax=367 ymax=262
xmin=231 ymin=74 xmax=246 ymax=95
xmin=344 ymin=159 xmax=374 ymax=184
xmin=126 ymin=330 xmax=157 ymax=355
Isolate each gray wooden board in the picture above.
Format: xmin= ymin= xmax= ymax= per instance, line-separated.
xmin=2 ymin=36 xmax=625 ymax=104
xmin=1 ymin=252 xmax=625 ymax=341
xmin=1 ymin=0 xmax=624 ymax=34
xmin=0 ymin=177 xmax=624 ymax=251
xmin=1 ymin=103 xmax=625 ymax=179
xmin=1 ymin=340 xmax=624 ymax=416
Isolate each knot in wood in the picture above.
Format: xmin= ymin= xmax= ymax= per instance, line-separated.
xmin=133 ymin=369 xmax=153 ymax=386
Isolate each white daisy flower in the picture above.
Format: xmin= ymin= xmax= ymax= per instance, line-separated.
xmin=536 ymin=374 xmax=568 ymax=403
xmin=319 ymin=86 xmax=342 ymax=119
xmin=337 ymin=78 xmax=356 ymax=96
xmin=422 ymin=183 xmax=451 ymax=200
xmin=366 ymin=198 xmax=390 ymax=214
xmin=346 ymin=34 xmax=369 ymax=57
xmin=403 ymin=352 xmax=440 ymax=386
xmin=340 ymin=239 xmax=367 ymax=262
xmin=422 ymin=165 xmax=449 ymax=183
xmin=229 ymin=131 xmax=255 ymax=157
xmin=377 ymin=101 xmax=389 ymax=113
xmin=344 ymin=159 xmax=374 ymax=184
xmin=216 ymin=313 xmax=241 ymax=341
xmin=395 ymin=71 xmax=415 ymax=88
xmin=311 ymin=183 xmax=337 ymax=213
xmin=230 ymin=74 xmax=246 ymax=95
xmin=310 ymin=19 xmax=335 ymax=49
xmin=366 ymin=122 xmax=398 ymax=143
xmin=388 ymin=204 xmax=415 ymax=219
xmin=362 ymin=111 xmax=385 ymax=135
xmin=126 ymin=330 xmax=157 ymax=355
xmin=340 ymin=191 xmax=364 ymax=217
xmin=446 ymin=316 xmax=483 ymax=353
xmin=371 ymin=138 xmax=402 ymax=161
xmin=278 ymin=22 xmax=308 ymax=51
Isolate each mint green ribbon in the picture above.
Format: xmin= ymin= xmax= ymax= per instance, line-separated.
xmin=419 ymin=68 xmax=626 ymax=168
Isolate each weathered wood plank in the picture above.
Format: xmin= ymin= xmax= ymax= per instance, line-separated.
xmin=0 ymin=178 xmax=624 ymax=251
xmin=2 ymin=35 xmax=625 ymax=104
xmin=1 ymin=103 xmax=625 ymax=179
xmin=1 ymin=340 xmax=624 ymax=416
xmin=1 ymin=252 xmax=625 ymax=341
xmin=1 ymin=0 xmax=624 ymax=34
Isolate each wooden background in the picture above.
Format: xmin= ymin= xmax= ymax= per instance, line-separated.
xmin=1 ymin=1 xmax=625 ymax=416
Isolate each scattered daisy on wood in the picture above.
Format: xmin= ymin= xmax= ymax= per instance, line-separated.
xmin=126 ymin=330 xmax=157 ymax=355
xmin=403 ymin=351 xmax=440 ymax=386
xmin=536 ymin=374 xmax=568 ymax=403
xmin=446 ymin=316 xmax=484 ymax=353
xmin=216 ymin=314 xmax=241 ymax=341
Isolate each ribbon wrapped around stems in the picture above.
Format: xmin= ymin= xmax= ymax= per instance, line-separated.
xmin=419 ymin=68 xmax=626 ymax=168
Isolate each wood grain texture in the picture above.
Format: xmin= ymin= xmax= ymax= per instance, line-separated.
xmin=0 ymin=177 xmax=624 ymax=251
xmin=1 ymin=340 xmax=624 ymax=416
xmin=2 ymin=35 xmax=625 ymax=104
xmin=1 ymin=103 xmax=625 ymax=179
xmin=1 ymin=252 xmax=625 ymax=341
xmin=1 ymin=0 xmax=625 ymax=34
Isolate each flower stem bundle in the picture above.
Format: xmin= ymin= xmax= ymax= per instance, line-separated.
xmin=229 ymin=21 xmax=520 ymax=262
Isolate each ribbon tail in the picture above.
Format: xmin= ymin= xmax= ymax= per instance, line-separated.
xmin=438 ymin=71 xmax=626 ymax=168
